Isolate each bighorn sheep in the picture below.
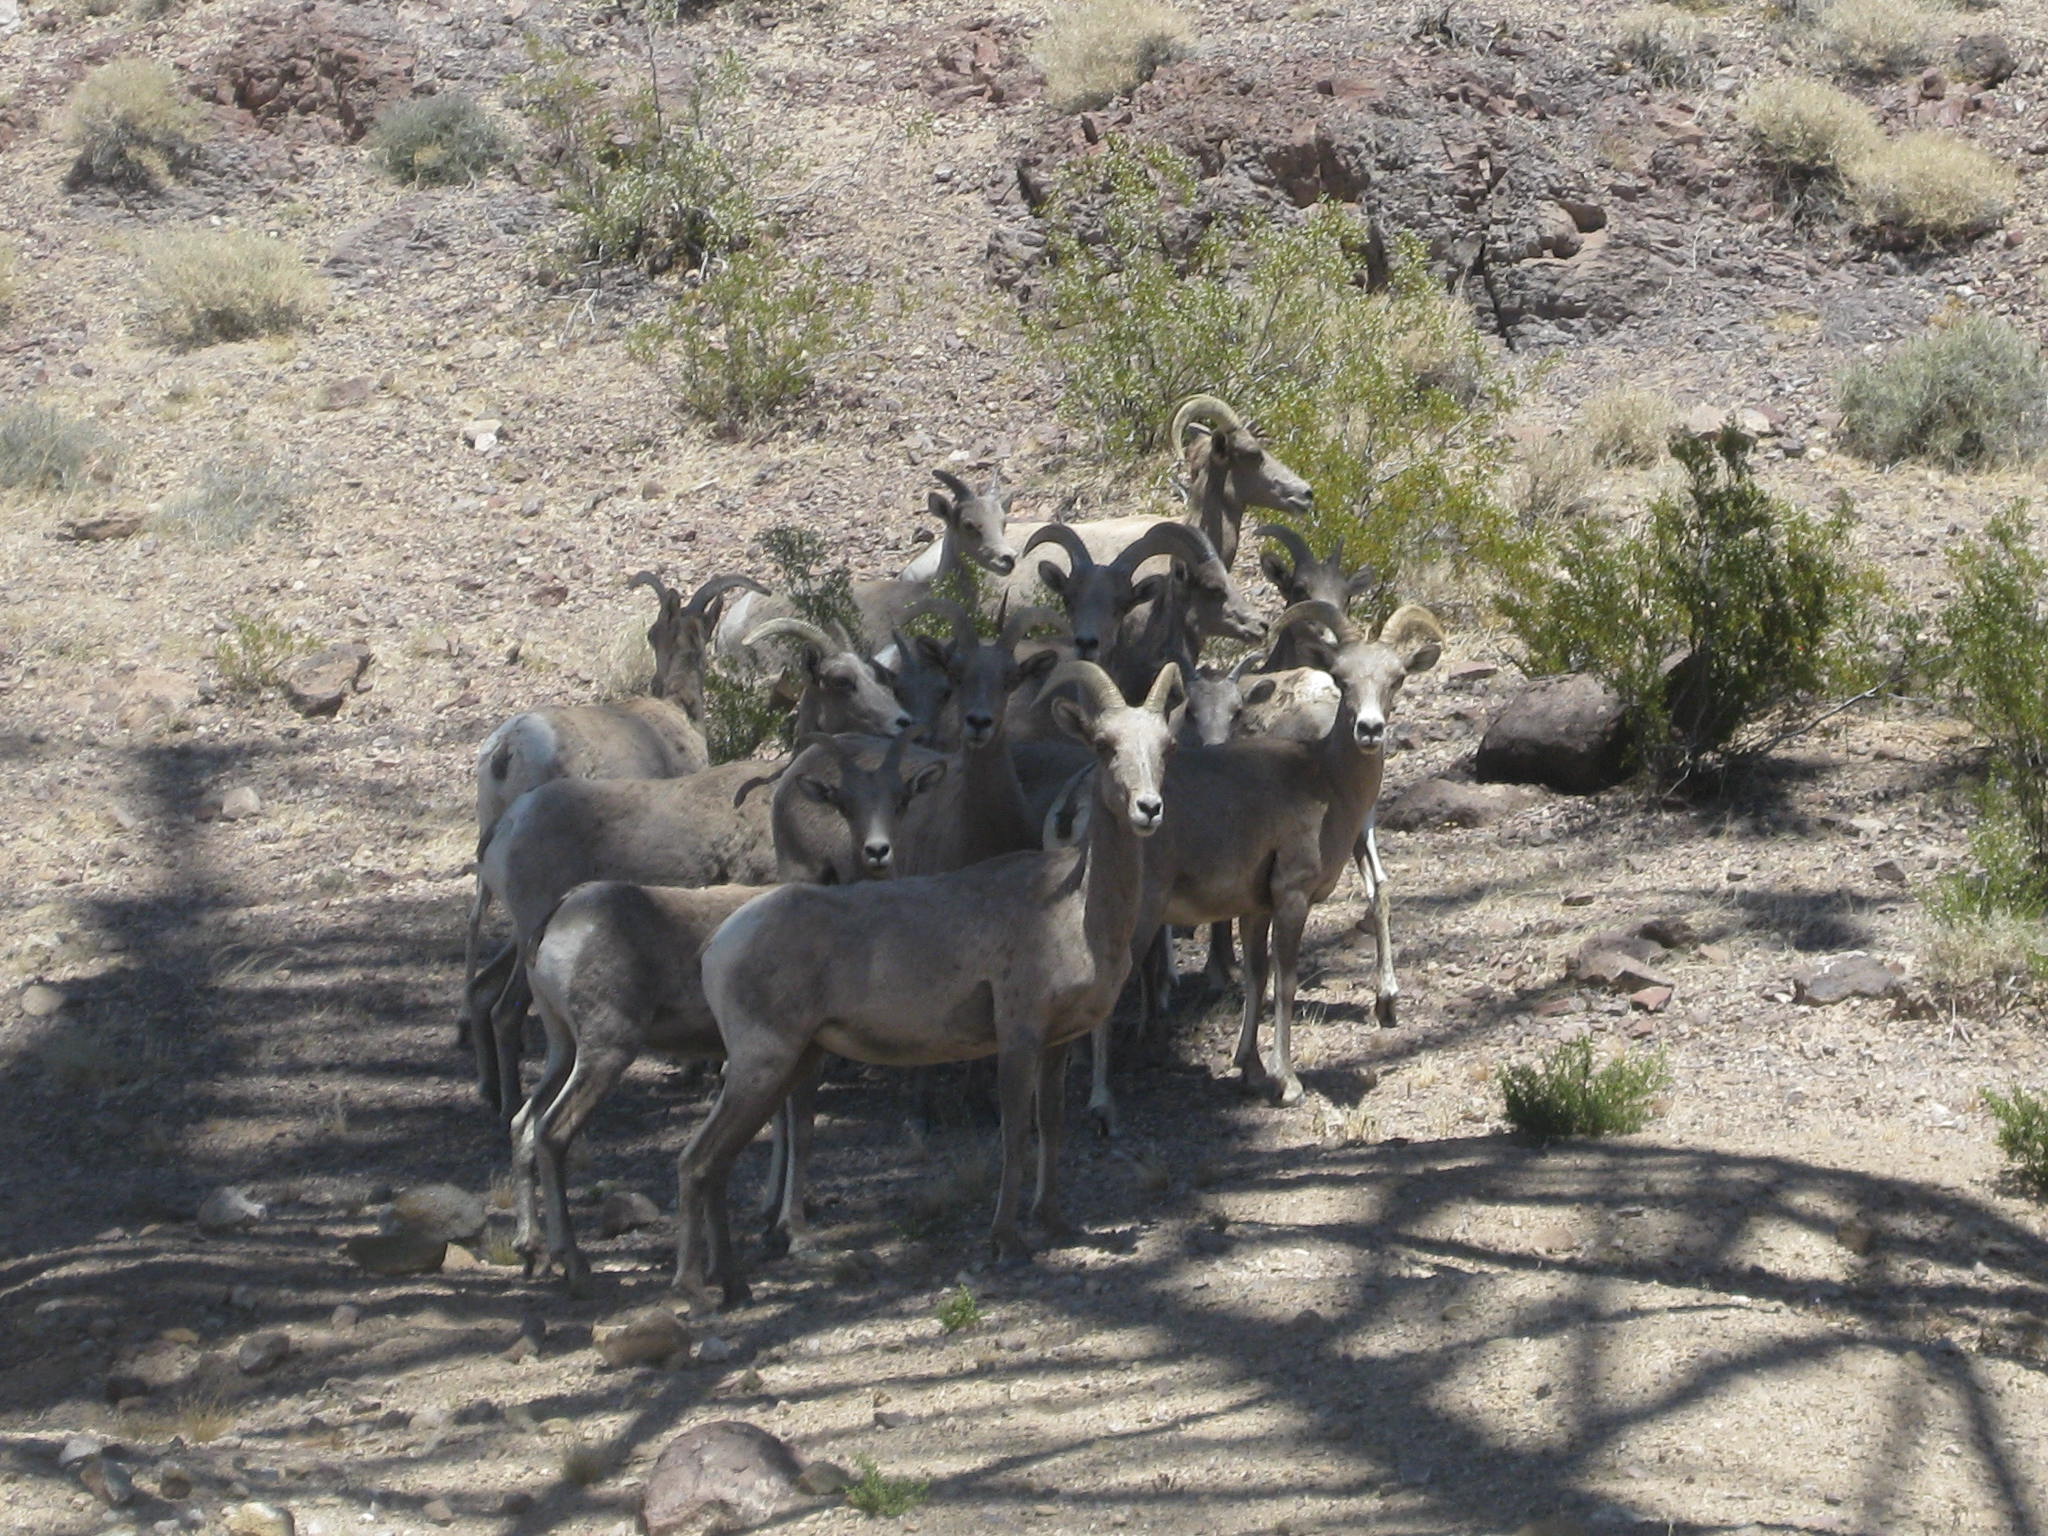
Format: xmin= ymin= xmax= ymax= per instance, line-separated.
xmin=516 ymin=736 xmax=952 ymax=1284
xmin=675 ymin=660 xmax=1182 ymax=1305
xmin=739 ymin=618 xmax=920 ymax=741
xmin=1255 ymin=525 xmax=1375 ymax=631
xmin=1171 ymin=395 xmax=1314 ymax=570
xmin=1018 ymin=521 xmax=1258 ymax=674
xmin=1090 ymin=600 xmax=1442 ymax=1127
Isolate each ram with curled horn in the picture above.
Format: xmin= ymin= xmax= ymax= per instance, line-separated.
xmin=1168 ymin=394 xmax=1314 ymax=569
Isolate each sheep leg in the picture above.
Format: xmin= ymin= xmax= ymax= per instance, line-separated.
xmin=1202 ymin=920 xmax=1236 ymax=992
xmin=1032 ymin=1041 xmax=1077 ymax=1242
xmin=1232 ymin=915 xmax=1274 ymax=1097
xmin=487 ymin=961 xmax=532 ymax=1126
xmin=674 ymin=1041 xmax=813 ymax=1309
xmin=459 ymin=878 xmax=493 ymax=1052
xmin=508 ymin=1025 xmax=575 ymax=1278
xmin=465 ymin=943 xmax=517 ymax=1112
xmin=1355 ymin=817 xmax=1399 ymax=1027
xmin=1139 ymin=928 xmax=1175 ymax=1059
xmin=989 ymin=1028 xmax=1042 ymax=1266
xmin=760 ymin=1054 xmax=825 ymax=1258
xmin=528 ymin=1038 xmax=634 ymax=1291
xmin=1266 ymin=889 xmax=1312 ymax=1107
xmin=1085 ymin=993 xmax=1123 ymax=1142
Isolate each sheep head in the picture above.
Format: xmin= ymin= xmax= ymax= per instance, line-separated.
xmin=1172 ymin=395 xmax=1314 ymax=519
xmin=929 ymin=468 xmax=1019 ymax=577
xmin=1044 ymin=659 xmax=1181 ymax=836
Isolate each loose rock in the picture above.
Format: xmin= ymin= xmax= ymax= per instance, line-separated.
xmin=282 ymin=645 xmax=372 ymax=718
xmin=344 ymin=1231 xmax=446 ymax=1276
xmin=640 ymin=1421 xmax=814 ymax=1536
xmin=593 ymin=1306 xmax=689 ymax=1369
xmin=1475 ymin=674 xmax=1630 ymax=795
xmin=598 ymin=1189 xmax=662 ymax=1238
xmin=236 ymin=1330 xmax=290 ymax=1375
xmin=388 ymin=1184 xmax=486 ymax=1244
xmin=1792 ymin=953 xmax=1900 ymax=1006
xmin=21 ymin=983 xmax=64 ymax=1017
xmin=219 ymin=786 xmax=263 ymax=821
xmin=197 ymin=1187 xmax=267 ymax=1234
xmin=1379 ymin=777 xmax=1540 ymax=832
xmin=54 ymin=510 xmax=147 ymax=542
xmin=223 ymin=1503 xmax=295 ymax=1536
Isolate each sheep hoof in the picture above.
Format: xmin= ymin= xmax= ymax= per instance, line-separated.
xmin=1087 ymin=1101 xmax=1119 ymax=1141
xmin=990 ymin=1229 xmax=1035 ymax=1267
xmin=1271 ymin=1074 xmax=1305 ymax=1108
xmin=1375 ymin=994 xmax=1398 ymax=1029
xmin=720 ymin=1277 xmax=753 ymax=1309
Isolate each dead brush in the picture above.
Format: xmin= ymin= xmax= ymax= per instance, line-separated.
xmin=122 ymin=1392 xmax=236 ymax=1444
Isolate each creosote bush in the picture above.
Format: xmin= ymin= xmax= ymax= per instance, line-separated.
xmin=1580 ymin=387 xmax=1675 ymax=468
xmin=214 ymin=613 xmax=312 ymax=697
xmin=1838 ymin=313 xmax=2047 ymax=468
xmin=1613 ymin=6 xmax=1714 ymax=86
xmin=629 ymin=248 xmax=866 ymax=438
xmin=64 ymin=57 xmax=207 ymax=190
xmin=513 ymin=44 xmax=778 ymax=276
xmin=367 ymin=93 xmax=504 ymax=185
xmin=1499 ymin=1036 xmax=1670 ymax=1139
xmin=936 ymin=1285 xmax=983 ymax=1334
xmin=137 ymin=230 xmax=325 ymax=350
xmin=846 ymin=1457 xmax=930 ymax=1518
xmin=1028 ymin=140 xmax=1522 ymax=615
xmin=1035 ymin=0 xmax=1195 ymax=113
xmin=701 ymin=524 xmax=862 ymax=763
xmin=1846 ymin=132 xmax=2017 ymax=246
xmin=154 ymin=455 xmax=296 ymax=546
xmin=0 ymin=402 xmax=117 ymax=492
xmin=1815 ymin=0 xmax=1934 ymax=77
xmin=1982 ymin=1087 xmax=2048 ymax=1191
xmin=1738 ymin=76 xmax=1881 ymax=186
xmin=1499 ymin=429 xmax=1879 ymax=785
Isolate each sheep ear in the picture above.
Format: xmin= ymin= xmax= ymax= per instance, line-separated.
xmin=1346 ymin=565 xmax=1379 ymax=600
xmin=908 ymin=760 xmax=948 ymax=796
xmin=1038 ymin=560 xmax=1070 ymax=596
xmin=1050 ymin=696 xmax=1092 ymax=743
xmin=1015 ymin=648 xmax=1059 ymax=686
xmin=796 ymin=777 xmax=838 ymax=805
xmin=1404 ymin=638 xmax=1442 ymax=674
xmin=927 ymin=489 xmax=955 ymax=523
xmin=1131 ymin=573 xmax=1169 ymax=606
xmin=1259 ymin=550 xmax=1290 ymax=592
xmin=912 ymin=635 xmax=949 ymax=671
xmin=1245 ymin=679 xmax=1278 ymax=706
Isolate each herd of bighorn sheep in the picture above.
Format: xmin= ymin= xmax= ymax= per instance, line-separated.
xmin=459 ymin=395 xmax=1444 ymax=1303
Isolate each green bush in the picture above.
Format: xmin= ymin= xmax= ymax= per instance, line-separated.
xmin=629 ymin=247 xmax=866 ymax=437
xmin=137 ymin=230 xmax=324 ymax=350
xmin=1982 ymin=1086 xmax=2048 ymax=1191
xmin=0 ymin=402 xmax=116 ymax=492
xmin=1613 ymin=6 xmax=1714 ymax=86
xmin=1035 ymin=0 xmax=1195 ymax=113
xmin=367 ymin=93 xmax=504 ymax=185
xmin=64 ymin=57 xmax=207 ymax=190
xmin=701 ymin=525 xmax=863 ymax=762
xmin=214 ymin=613 xmax=312 ymax=697
xmin=1027 ymin=140 xmax=1521 ymax=616
xmin=1839 ymin=314 xmax=2048 ymax=469
xmin=1499 ymin=1036 xmax=1670 ymax=1139
xmin=846 ymin=1457 xmax=930 ymax=1518
xmin=1846 ymin=133 xmax=2017 ymax=247
xmin=1499 ymin=429 xmax=1879 ymax=784
xmin=935 ymin=1285 xmax=983 ymax=1334
xmin=1738 ymin=76 xmax=1881 ymax=187
xmin=154 ymin=455 xmax=296 ymax=546
xmin=514 ymin=45 xmax=777 ymax=276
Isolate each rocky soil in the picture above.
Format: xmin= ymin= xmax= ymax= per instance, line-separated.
xmin=4 ymin=0 xmax=2048 ymax=1532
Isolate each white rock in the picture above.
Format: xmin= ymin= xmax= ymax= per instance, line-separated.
xmin=219 ymin=787 xmax=262 ymax=821
xmin=21 ymin=983 xmax=63 ymax=1017
xmin=197 ymin=1187 xmax=267 ymax=1233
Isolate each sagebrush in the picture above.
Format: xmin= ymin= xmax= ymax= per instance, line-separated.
xmin=367 ymin=93 xmax=503 ymax=185
xmin=1982 ymin=1087 xmax=2048 ymax=1192
xmin=1499 ymin=1036 xmax=1670 ymax=1139
xmin=214 ymin=613 xmax=312 ymax=697
xmin=1579 ymin=387 xmax=1674 ymax=468
xmin=1846 ymin=132 xmax=2016 ymax=246
xmin=1814 ymin=0 xmax=1934 ymax=77
xmin=1498 ymin=429 xmax=1879 ymax=785
xmin=1035 ymin=0 xmax=1194 ymax=113
xmin=137 ymin=230 xmax=324 ymax=350
xmin=1738 ymin=76 xmax=1880 ymax=189
xmin=1613 ymin=6 xmax=1714 ymax=86
xmin=154 ymin=455 xmax=296 ymax=546
xmin=64 ymin=57 xmax=206 ymax=190
xmin=0 ymin=402 xmax=116 ymax=493
xmin=1028 ymin=140 xmax=1521 ymax=616
xmin=846 ymin=1457 xmax=930 ymax=1518
xmin=629 ymin=247 xmax=866 ymax=436
xmin=1838 ymin=313 xmax=2047 ymax=468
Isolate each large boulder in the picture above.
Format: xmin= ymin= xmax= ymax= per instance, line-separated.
xmin=201 ymin=2 xmax=416 ymax=142
xmin=1379 ymin=776 xmax=1542 ymax=831
xmin=640 ymin=1421 xmax=815 ymax=1535
xmin=1475 ymin=674 xmax=1630 ymax=794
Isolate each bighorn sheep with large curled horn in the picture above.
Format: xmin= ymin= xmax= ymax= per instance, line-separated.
xmin=1169 ymin=395 xmax=1314 ymax=570
xmin=1019 ymin=520 xmax=1260 ymax=677
xmin=676 ymin=658 xmax=1183 ymax=1306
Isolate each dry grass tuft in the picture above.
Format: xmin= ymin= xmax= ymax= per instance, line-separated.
xmin=0 ymin=402 xmax=117 ymax=493
xmin=65 ymin=57 xmax=207 ymax=190
xmin=0 ymin=237 xmax=19 ymax=317
xmin=155 ymin=455 xmax=296 ymax=546
xmin=137 ymin=230 xmax=325 ymax=351
xmin=1739 ymin=76 xmax=1882 ymax=183
xmin=1036 ymin=0 xmax=1196 ymax=113
xmin=123 ymin=1392 xmax=236 ymax=1444
xmin=1846 ymin=132 xmax=2017 ymax=245
xmin=1838 ymin=311 xmax=2048 ymax=466
xmin=1815 ymin=0 xmax=1936 ymax=77
xmin=1579 ymin=387 xmax=1674 ymax=468
xmin=1513 ymin=434 xmax=1597 ymax=521
xmin=1613 ymin=6 xmax=1714 ymax=85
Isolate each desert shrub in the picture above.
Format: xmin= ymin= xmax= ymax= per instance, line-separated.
xmin=137 ymin=230 xmax=324 ymax=350
xmin=1613 ymin=6 xmax=1714 ymax=86
xmin=1845 ymin=132 xmax=2017 ymax=246
xmin=0 ymin=402 xmax=116 ymax=492
xmin=1499 ymin=1037 xmax=1670 ymax=1139
xmin=629 ymin=247 xmax=866 ymax=437
xmin=214 ymin=613 xmax=313 ymax=697
xmin=700 ymin=525 xmax=861 ymax=762
xmin=1513 ymin=435 xmax=1596 ymax=521
xmin=1028 ymin=140 xmax=1521 ymax=616
xmin=1838 ymin=314 xmax=2048 ymax=468
xmin=936 ymin=1285 xmax=983 ymax=1333
xmin=1935 ymin=507 xmax=2048 ymax=921
xmin=1982 ymin=1086 xmax=2048 ymax=1191
xmin=1580 ymin=387 xmax=1675 ymax=468
xmin=1815 ymin=0 xmax=1935 ymax=77
xmin=846 ymin=1457 xmax=930 ymax=1518
xmin=701 ymin=665 xmax=786 ymax=763
xmin=1738 ymin=76 xmax=1882 ymax=185
xmin=1498 ymin=429 xmax=1879 ymax=784
xmin=367 ymin=93 xmax=503 ymax=185
xmin=514 ymin=44 xmax=778 ymax=276
xmin=1035 ymin=0 xmax=1195 ymax=113
xmin=64 ymin=57 xmax=206 ymax=190
xmin=154 ymin=455 xmax=296 ymax=546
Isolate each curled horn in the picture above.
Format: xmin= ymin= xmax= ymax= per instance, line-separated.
xmin=1000 ymin=603 xmax=1064 ymax=653
xmin=902 ymin=595 xmax=978 ymax=653
xmin=1170 ymin=394 xmax=1246 ymax=447
xmin=931 ymin=468 xmax=972 ymax=503
xmin=1112 ymin=520 xmax=1218 ymax=577
xmin=1228 ymin=650 xmax=1263 ymax=683
xmin=1376 ymin=603 xmax=1445 ymax=654
xmin=1273 ymin=599 xmax=1358 ymax=650
xmin=1255 ymin=523 xmax=1314 ymax=574
xmin=744 ymin=616 xmax=835 ymax=658
xmin=1144 ymin=661 xmax=1185 ymax=716
xmin=1022 ymin=521 xmax=1097 ymax=571
xmin=1040 ymin=658 xmax=1125 ymax=715
xmin=683 ymin=572 xmax=768 ymax=617
xmin=627 ymin=569 xmax=679 ymax=607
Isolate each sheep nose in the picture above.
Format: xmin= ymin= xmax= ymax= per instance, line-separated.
xmin=964 ymin=712 xmax=995 ymax=740
xmin=863 ymin=841 xmax=893 ymax=870
xmin=1355 ymin=716 xmax=1385 ymax=746
xmin=1132 ymin=793 xmax=1164 ymax=829
xmin=991 ymin=554 xmax=1016 ymax=575
xmin=893 ymin=713 xmax=915 ymax=735
xmin=1073 ymin=636 xmax=1099 ymax=658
